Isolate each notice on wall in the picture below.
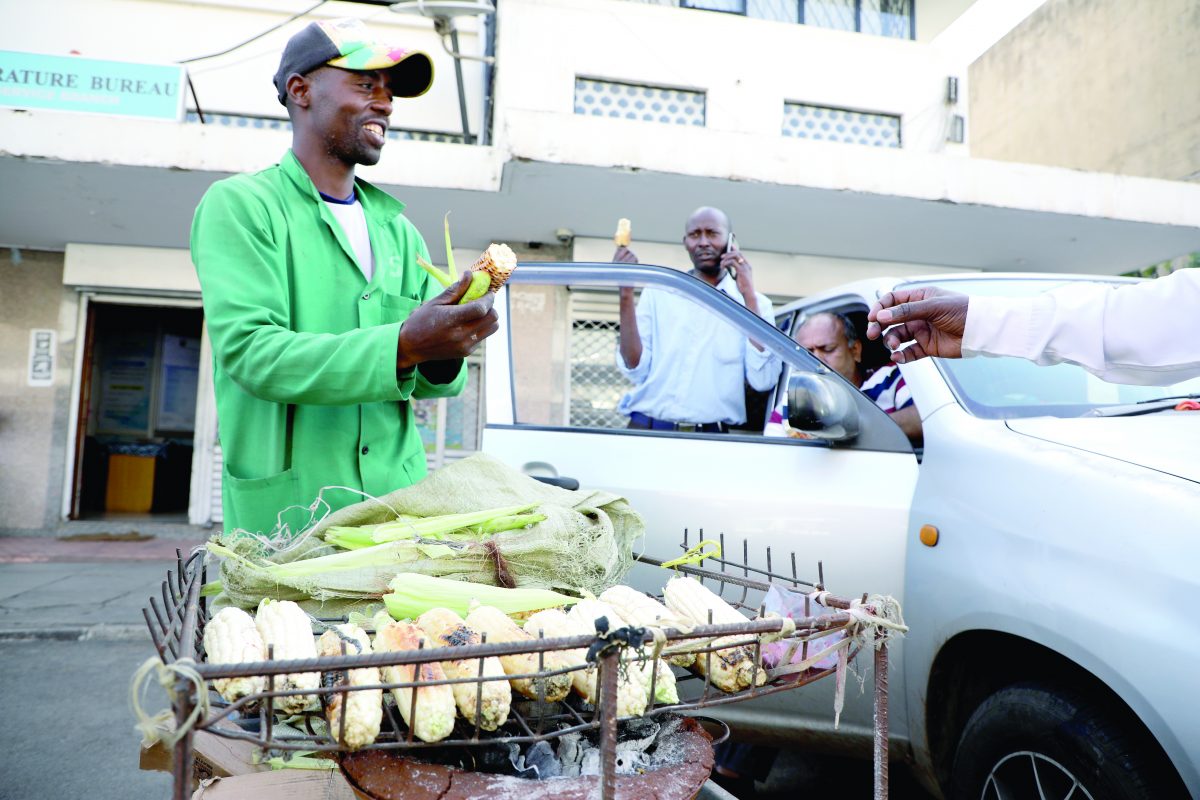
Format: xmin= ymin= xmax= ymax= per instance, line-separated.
xmin=0 ymin=50 xmax=185 ymax=120
xmin=96 ymin=334 xmax=155 ymax=435
xmin=157 ymin=335 xmax=200 ymax=432
xmin=27 ymin=328 xmax=55 ymax=387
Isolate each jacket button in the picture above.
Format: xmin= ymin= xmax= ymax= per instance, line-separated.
xmin=361 ymin=446 xmax=369 ymax=455
xmin=362 ymin=293 xmax=370 ymax=300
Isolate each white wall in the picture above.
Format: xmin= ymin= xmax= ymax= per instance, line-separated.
xmin=496 ymin=0 xmax=963 ymax=154
xmin=0 ymin=0 xmax=487 ymax=135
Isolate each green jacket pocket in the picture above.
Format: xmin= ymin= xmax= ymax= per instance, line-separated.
xmin=221 ymin=465 xmax=300 ymax=536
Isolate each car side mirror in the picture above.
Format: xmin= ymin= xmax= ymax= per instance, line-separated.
xmin=787 ymin=372 xmax=860 ymax=441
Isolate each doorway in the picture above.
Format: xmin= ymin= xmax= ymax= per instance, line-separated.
xmin=69 ymin=301 xmax=204 ymax=521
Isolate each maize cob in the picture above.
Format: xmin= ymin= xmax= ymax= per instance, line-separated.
xmin=614 ymin=218 xmax=632 ymax=247
xmin=522 ymin=608 xmax=592 ymax=699
xmin=472 ymin=243 xmax=517 ymax=294
xmin=570 ymin=597 xmax=677 ymax=705
xmin=465 ymin=604 xmax=572 ymax=702
xmin=317 ymin=624 xmax=383 ymax=750
xmin=202 ymin=607 xmax=267 ymax=704
xmin=628 ymin=651 xmax=678 ymax=705
xmin=564 ymin=600 xmax=648 ymax=716
xmin=415 ymin=213 xmax=517 ymax=304
xmin=663 ymin=576 xmax=766 ymax=693
xmin=254 ymin=599 xmax=320 ymax=714
xmin=599 ymin=585 xmax=695 ymax=668
xmin=416 ymin=607 xmax=511 ymax=731
xmin=373 ymin=617 xmax=457 ymax=743
xmin=384 ymin=573 xmax=577 ymax=620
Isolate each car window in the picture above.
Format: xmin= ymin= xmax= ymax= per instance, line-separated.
xmin=909 ymin=277 xmax=1200 ymax=418
xmin=506 ymin=279 xmax=784 ymax=437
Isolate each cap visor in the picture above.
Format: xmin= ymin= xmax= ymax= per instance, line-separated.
xmin=327 ymin=49 xmax=434 ymax=98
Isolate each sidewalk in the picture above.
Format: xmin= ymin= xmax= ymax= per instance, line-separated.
xmin=0 ymin=535 xmax=206 ymax=642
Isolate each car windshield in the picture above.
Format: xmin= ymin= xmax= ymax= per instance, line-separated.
xmin=906 ymin=277 xmax=1200 ymax=420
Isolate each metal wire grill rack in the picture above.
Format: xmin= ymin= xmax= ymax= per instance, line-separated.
xmin=143 ymin=538 xmax=896 ymax=800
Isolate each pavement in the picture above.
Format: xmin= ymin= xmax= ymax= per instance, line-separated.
xmin=0 ymin=535 xmax=205 ymax=641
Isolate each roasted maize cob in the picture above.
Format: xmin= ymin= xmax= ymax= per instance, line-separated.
xmin=522 ymin=608 xmax=592 ymax=699
xmin=599 ymin=585 xmax=695 ymax=668
xmin=202 ymin=607 xmax=267 ymax=704
xmin=663 ymin=576 xmax=765 ymax=693
xmin=373 ymin=617 xmax=457 ymax=743
xmin=254 ymin=598 xmax=320 ymax=714
xmin=317 ymin=624 xmax=383 ymax=750
xmin=571 ymin=597 xmax=677 ymax=704
xmin=472 ymin=243 xmax=517 ymax=293
xmin=416 ymin=607 xmax=511 ymax=731
xmin=565 ymin=600 xmax=649 ymax=716
xmin=465 ymin=604 xmax=572 ymax=702
xmin=614 ymin=218 xmax=632 ymax=247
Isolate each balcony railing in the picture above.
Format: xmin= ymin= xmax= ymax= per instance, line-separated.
xmin=624 ymin=0 xmax=914 ymax=39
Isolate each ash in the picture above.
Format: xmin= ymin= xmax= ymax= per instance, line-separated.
xmin=412 ymin=716 xmax=688 ymax=781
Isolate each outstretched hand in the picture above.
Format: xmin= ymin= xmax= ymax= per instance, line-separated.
xmin=866 ymin=287 xmax=969 ymax=363
xmin=397 ymin=272 xmax=499 ymax=370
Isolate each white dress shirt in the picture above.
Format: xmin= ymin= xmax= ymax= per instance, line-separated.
xmin=617 ymin=272 xmax=781 ymax=424
xmin=963 ymin=270 xmax=1200 ymax=386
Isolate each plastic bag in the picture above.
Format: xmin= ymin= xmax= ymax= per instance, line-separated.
xmin=761 ymin=584 xmax=844 ymax=672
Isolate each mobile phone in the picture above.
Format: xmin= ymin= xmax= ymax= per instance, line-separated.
xmin=726 ymin=232 xmax=739 ymax=279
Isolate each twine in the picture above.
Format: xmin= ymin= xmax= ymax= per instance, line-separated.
xmin=130 ymin=656 xmax=211 ymax=750
xmin=227 ymin=484 xmax=398 ymax=558
xmin=660 ymin=540 xmax=721 ymax=570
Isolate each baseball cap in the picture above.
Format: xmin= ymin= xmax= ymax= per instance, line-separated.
xmin=273 ymin=18 xmax=434 ymax=105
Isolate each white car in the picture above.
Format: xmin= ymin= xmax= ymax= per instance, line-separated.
xmin=482 ymin=263 xmax=1199 ymax=800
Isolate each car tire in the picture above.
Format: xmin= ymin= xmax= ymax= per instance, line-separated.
xmin=949 ymin=682 xmax=1168 ymax=800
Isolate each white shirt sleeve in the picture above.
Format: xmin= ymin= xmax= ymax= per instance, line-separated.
xmin=962 ymin=270 xmax=1200 ymax=386
xmin=744 ymin=292 xmax=782 ymax=392
xmin=616 ymin=289 xmax=654 ymax=385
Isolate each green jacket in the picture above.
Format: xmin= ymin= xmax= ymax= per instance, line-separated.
xmin=191 ymin=150 xmax=466 ymax=536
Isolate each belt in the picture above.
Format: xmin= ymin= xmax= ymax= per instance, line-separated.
xmin=628 ymin=412 xmax=728 ymax=433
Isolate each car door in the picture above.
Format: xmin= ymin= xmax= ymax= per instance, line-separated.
xmin=482 ymin=263 xmax=919 ymax=747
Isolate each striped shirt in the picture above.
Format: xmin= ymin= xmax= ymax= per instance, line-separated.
xmin=860 ymin=364 xmax=913 ymax=414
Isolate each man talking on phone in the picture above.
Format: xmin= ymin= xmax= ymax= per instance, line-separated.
xmin=612 ymin=206 xmax=779 ymax=432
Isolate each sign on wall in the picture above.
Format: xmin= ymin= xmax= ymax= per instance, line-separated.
xmin=27 ymin=329 xmax=55 ymax=387
xmin=0 ymin=50 xmax=185 ymax=120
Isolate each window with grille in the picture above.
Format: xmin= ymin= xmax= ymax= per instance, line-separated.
xmin=621 ymin=0 xmax=914 ymax=39
xmin=569 ymin=318 xmax=631 ymax=429
xmin=783 ymin=101 xmax=901 ymax=147
xmin=574 ymin=78 xmax=706 ymax=127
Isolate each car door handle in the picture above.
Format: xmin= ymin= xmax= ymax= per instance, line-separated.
xmin=532 ymin=475 xmax=580 ymax=491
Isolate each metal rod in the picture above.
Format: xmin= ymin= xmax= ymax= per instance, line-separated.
xmin=536 ymin=629 xmax=546 ymax=736
xmin=873 ymin=637 xmax=889 ymax=800
xmin=265 ymin=644 xmax=275 ymax=746
xmin=408 ymin=640 xmax=423 ymax=744
xmin=176 ymin=560 xmax=202 ymax=666
xmin=473 ymin=632 xmax=486 ymax=740
xmin=143 ymin=607 xmax=167 ymax=660
xmin=172 ymin=678 xmax=194 ymax=800
xmin=598 ymin=648 xmax=620 ymax=800
xmin=337 ymin=639 xmax=348 ymax=747
xmin=448 ymin=26 xmax=472 ymax=144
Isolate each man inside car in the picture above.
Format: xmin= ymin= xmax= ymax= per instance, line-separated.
xmin=767 ymin=312 xmax=922 ymax=445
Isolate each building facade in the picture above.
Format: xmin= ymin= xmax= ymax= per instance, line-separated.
xmin=3 ymin=0 xmax=1200 ymax=534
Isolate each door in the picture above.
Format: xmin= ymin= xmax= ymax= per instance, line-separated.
xmin=483 ymin=263 xmax=919 ymax=748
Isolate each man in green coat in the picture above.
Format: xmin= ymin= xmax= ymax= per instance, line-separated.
xmin=191 ymin=18 xmax=497 ymax=536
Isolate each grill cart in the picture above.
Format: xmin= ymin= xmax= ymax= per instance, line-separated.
xmin=138 ymin=536 xmax=903 ymax=799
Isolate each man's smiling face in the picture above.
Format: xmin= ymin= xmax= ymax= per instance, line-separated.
xmin=306 ymin=67 xmax=394 ymax=167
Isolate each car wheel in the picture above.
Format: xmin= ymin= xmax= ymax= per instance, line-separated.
xmin=950 ymin=683 xmax=1165 ymax=800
